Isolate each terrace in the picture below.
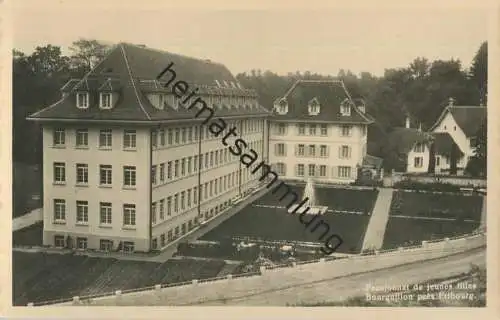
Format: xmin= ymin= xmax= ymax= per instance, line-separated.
xmin=200 ymin=185 xmax=378 ymax=254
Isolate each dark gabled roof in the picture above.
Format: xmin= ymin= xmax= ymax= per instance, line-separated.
xmin=270 ymin=80 xmax=374 ymax=124
xmin=28 ymin=43 xmax=269 ymax=123
xmin=430 ymin=105 xmax=487 ymax=137
xmin=432 ymin=132 xmax=464 ymax=156
xmin=449 ymin=106 xmax=487 ymax=137
xmin=387 ymin=127 xmax=433 ymax=154
xmin=362 ymin=154 xmax=383 ymax=169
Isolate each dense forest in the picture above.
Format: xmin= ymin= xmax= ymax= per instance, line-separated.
xmin=13 ymin=39 xmax=487 ymax=173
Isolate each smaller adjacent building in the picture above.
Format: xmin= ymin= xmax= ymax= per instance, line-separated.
xmin=429 ymin=99 xmax=487 ymax=175
xmin=388 ymin=98 xmax=487 ymax=176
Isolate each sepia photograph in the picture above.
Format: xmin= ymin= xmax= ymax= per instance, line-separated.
xmin=4 ymin=0 xmax=496 ymax=315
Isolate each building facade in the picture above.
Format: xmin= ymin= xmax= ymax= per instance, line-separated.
xmin=268 ymin=80 xmax=375 ymax=184
xmin=429 ymin=99 xmax=487 ymax=175
xmin=29 ymin=44 xmax=269 ymax=252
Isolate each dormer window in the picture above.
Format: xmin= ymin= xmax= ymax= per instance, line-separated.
xmin=274 ymin=98 xmax=288 ymax=115
xmin=340 ymin=99 xmax=351 ymax=116
xmin=76 ymin=92 xmax=89 ymax=109
xmin=308 ymin=98 xmax=320 ymax=115
xmin=100 ymin=92 xmax=112 ymax=109
xmin=215 ymin=80 xmax=222 ymax=88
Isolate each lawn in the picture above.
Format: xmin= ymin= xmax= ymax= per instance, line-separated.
xmin=381 ymin=217 xmax=480 ymax=250
xmin=389 ymin=191 xmax=483 ymax=221
xmin=201 ymin=186 xmax=377 ymax=254
xmin=12 ymin=251 xmax=227 ymax=306
xmin=13 ymin=162 xmax=42 ymax=218
xmin=12 ymin=222 xmax=43 ymax=247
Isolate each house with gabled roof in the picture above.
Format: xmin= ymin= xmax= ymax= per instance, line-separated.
xmin=429 ymin=98 xmax=487 ymax=175
xmin=268 ymin=79 xmax=376 ymax=183
xmin=28 ymin=43 xmax=270 ymax=252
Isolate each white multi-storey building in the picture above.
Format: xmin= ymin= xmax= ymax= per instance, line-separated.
xmin=268 ymin=80 xmax=375 ymax=183
xmin=28 ymin=44 xmax=269 ymax=252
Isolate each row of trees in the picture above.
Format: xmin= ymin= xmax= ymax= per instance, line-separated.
xmin=13 ymin=39 xmax=487 ymax=174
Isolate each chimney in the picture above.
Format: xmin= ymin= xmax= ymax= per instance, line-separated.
xmin=405 ymin=116 xmax=410 ymax=129
xmin=448 ymin=97 xmax=455 ymax=107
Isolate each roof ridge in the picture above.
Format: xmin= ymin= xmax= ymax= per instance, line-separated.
xmin=120 ymin=44 xmax=151 ymax=120
xmin=120 ymin=42 xmax=227 ymax=68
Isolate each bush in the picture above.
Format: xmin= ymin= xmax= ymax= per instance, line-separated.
xmin=393 ymin=180 xmax=461 ymax=192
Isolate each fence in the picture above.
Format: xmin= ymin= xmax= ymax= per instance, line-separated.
xmin=387 ymin=173 xmax=486 ymax=188
xmin=32 ymin=231 xmax=485 ymax=307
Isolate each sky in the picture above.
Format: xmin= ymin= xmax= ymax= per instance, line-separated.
xmin=11 ymin=0 xmax=490 ymax=77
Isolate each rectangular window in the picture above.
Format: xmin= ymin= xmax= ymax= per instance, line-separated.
xmin=77 ymin=93 xmax=89 ymax=108
xmin=298 ymin=123 xmax=305 ymax=135
xmin=100 ymin=240 xmax=113 ymax=251
xmin=298 ymin=144 xmax=305 ymax=156
xmin=181 ymin=158 xmax=186 ymax=176
xmin=319 ymin=165 xmax=327 ymax=177
xmin=159 ymin=199 xmax=165 ymax=220
xmin=209 ymin=181 xmax=213 ymax=197
xmin=53 ymin=128 xmax=65 ymax=146
xmin=151 ymin=165 xmax=157 ymax=184
xmin=320 ymin=124 xmax=328 ymax=136
xmin=320 ymin=145 xmax=328 ymax=157
xmin=276 ymin=143 xmax=286 ymax=156
xmin=309 ymin=124 xmax=316 ymax=136
xmin=187 ymin=127 xmax=193 ymax=142
xmin=210 ymin=152 xmax=214 ymax=167
xmin=193 ymin=187 xmax=198 ymax=204
xmin=168 ymin=129 xmax=173 ymax=145
xmin=180 ymin=128 xmax=185 ymax=143
xmin=276 ymin=163 xmax=286 ymax=175
xmin=162 ymin=234 xmax=167 ymax=246
xmin=174 ymin=194 xmax=179 ymax=213
xmin=100 ymin=93 xmax=112 ymax=108
xmin=435 ymin=156 xmax=441 ymax=166
xmin=100 ymin=202 xmax=112 ymax=224
xmin=123 ymin=241 xmax=135 ymax=253
xmin=181 ymin=191 xmax=185 ymax=210
xmin=54 ymin=235 xmax=65 ymax=248
xmin=123 ymin=166 xmax=136 ymax=187
xmin=340 ymin=145 xmax=351 ymax=159
xmin=309 ymin=145 xmax=316 ymax=157
xmin=123 ymin=130 xmax=137 ymax=149
xmin=194 ymin=155 xmax=198 ymax=172
xmin=341 ymin=125 xmax=352 ymax=137
xmin=159 ymin=129 xmax=165 ymax=146
xmin=99 ymin=165 xmax=112 ymax=185
xmin=308 ymin=164 xmax=316 ymax=177
xmin=151 ymin=202 xmax=157 ymax=224
xmin=174 ymin=160 xmax=179 ymax=177
xmin=215 ymin=151 xmax=219 ymax=166
xmin=205 ymin=152 xmax=209 ymax=168
xmin=123 ymin=204 xmax=136 ymax=226
xmin=77 ymin=237 xmax=88 ymax=249
xmin=214 ymin=180 xmax=218 ymax=195
xmin=159 ymin=163 xmax=165 ymax=182
xmin=76 ymin=200 xmax=89 ymax=223
xmin=53 ymin=199 xmax=66 ymax=221
xmin=297 ymin=164 xmax=305 ymax=177
xmin=187 ymin=189 xmax=192 ymax=207
xmin=187 ymin=157 xmax=192 ymax=174
xmin=76 ymin=129 xmax=88 ymax=147
xmin=99 ymin=129 xmax=112 ymax=148
xmin=199 ymin=154 xmax=204 ymax=170
xmin=175 ymin=128 xmax=180 ymax=144
xmin=167 ymin=196 xmax=172 ymax=216
xmin=53 ymin=162 xmax=66 ymax=183
xmin=278 ymin=123 xmax=286 ymax=135
xmin=76 ymin=164 xmax=88 ymax=184
xmin=414 ymin=157 xmax=423 ymax=168
xmin=338 ymin=166 xmax=351 ymax=178
xmin=167 ymin=161 xmax=172 ymax=179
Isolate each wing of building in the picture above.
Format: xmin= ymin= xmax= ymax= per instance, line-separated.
xmin=268 ymin=79 xmax=377 ymax=183
xmin=28 ymin=43 xmax=270 ymax=252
